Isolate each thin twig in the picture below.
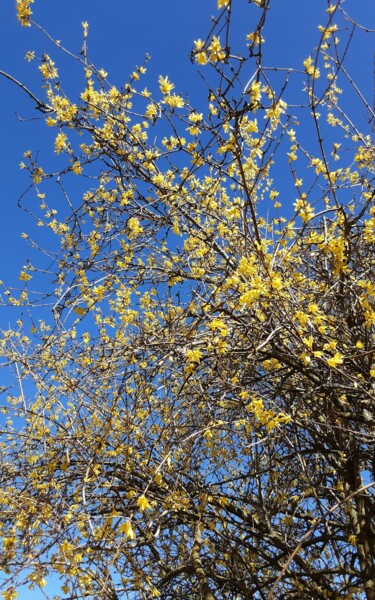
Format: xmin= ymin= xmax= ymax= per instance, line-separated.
xmin=0 ymin=69 xmax=52 ymax=112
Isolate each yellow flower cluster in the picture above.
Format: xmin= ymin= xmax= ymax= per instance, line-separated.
xmin=194 ymin=36 xmax=226 ymax=65
xmin=303 ymin=56 xmax=320 ymax=79
xmin=39 ymin=57 xmax=58 ymax=80
xmin=16 ymin=0 xmax=33 ymax=26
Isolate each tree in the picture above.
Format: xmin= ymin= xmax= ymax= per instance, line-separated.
xmin=0 ymin=0 xmax=374 ymax=598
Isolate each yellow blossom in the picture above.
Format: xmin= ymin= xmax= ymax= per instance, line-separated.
xmin=128 ymin=217 xmax=143 ymax=238
xmin=145 ymin=103 xmax=159 ymax=120
xmin=71 ymin=161 xmax=83 ymax=175
xmin=194 ymin=39 xmax=205 ymax=51
xmin=303 ymin=56 xmax=320 ymax=79
xmin=159 ymin=75 xmax=174 ymax=95
xmin=195 ymin=51 xmax=208 ymax=66
xmin=265 ymin=99 xmax=287 ymax=125
xmin=327 ymin=352 xmax=344 ymax=368
xmin=189 ymin=112 xmax=203 ymax=123
xmin=25 ymin=50 xmax=35 ymax=61
xmin=16 ymin=0 xmax=33 ymax=26
xmin=247 ymin=32 xmax=264 ymax=46
xmin=55 ymin=132 xmax=68 ymax=154
xmin=137 ymin=494 xmax=151 ymax=512
xmin=19 ymin=271 xmax=32 ymax=281
xmin=209 ymin=318 xmax=228 ymax=336
xmin=39 ymin=58 xmax=58 ymax=80
xmin=208 ymin=36 xmax=226 ymax=62
xmin=186 ymin=348 xmax=202 ymax=363
xmin=164 ymin=94 xmax=184 ymax=109
xmin=119 ymin=520 xmax=136 ymax=539
xmin=82 ymin=21 xmax=89 ymax=37
xmin=248 ymin=81 xmax=262 ymax=107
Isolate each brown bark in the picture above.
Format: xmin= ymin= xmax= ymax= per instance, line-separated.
xmin=344 ymin=452 xmax=375 ymax=600
xmin=191 ymin=522 xmax=216 ymax=600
